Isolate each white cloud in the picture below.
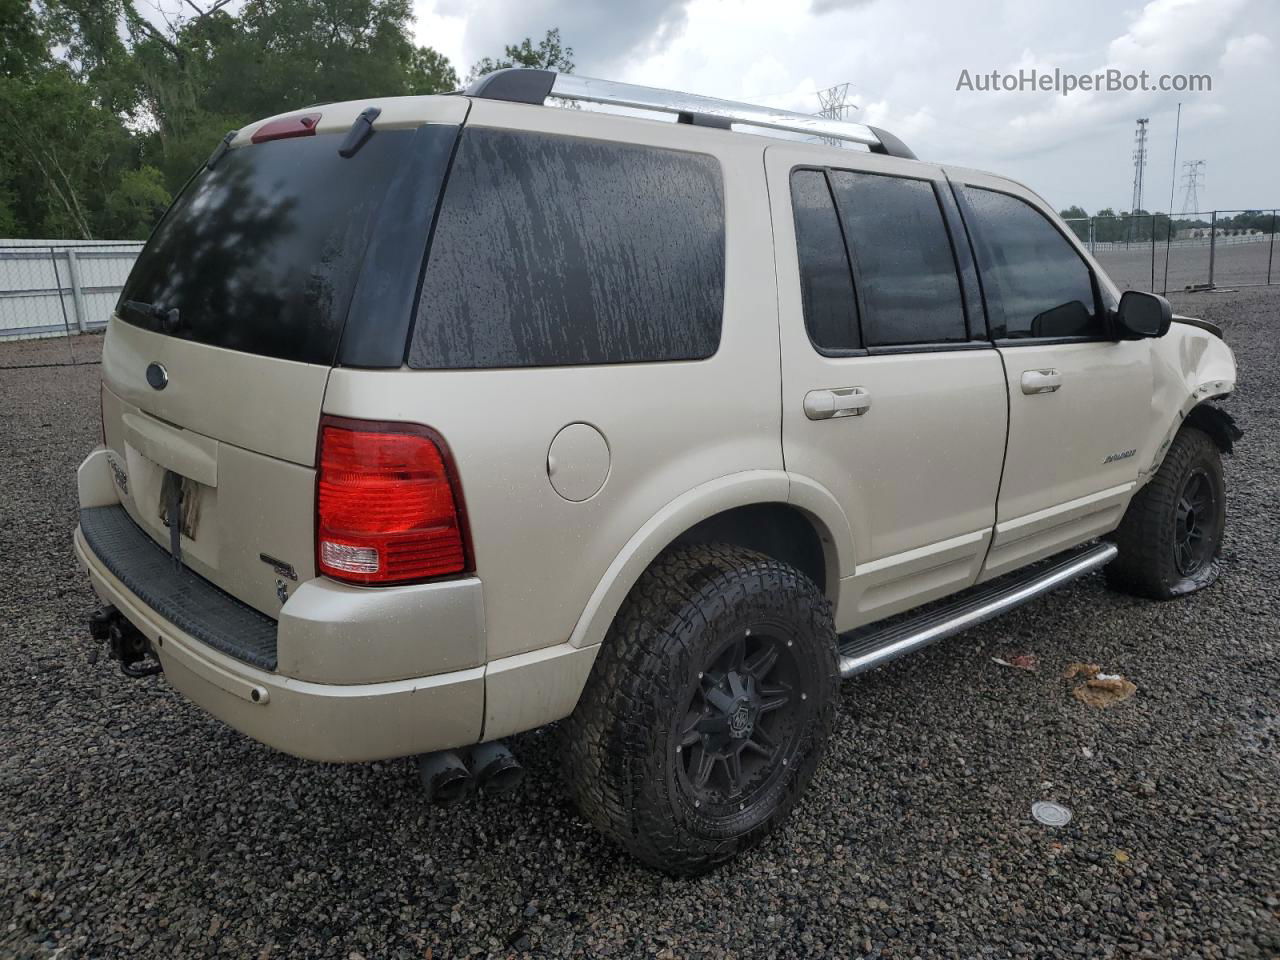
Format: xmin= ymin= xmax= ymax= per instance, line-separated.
xmin=414 ymin=0 xmax=1279 ymax=211
xmin=1219 ymin=32 xmax=1273 ymax=70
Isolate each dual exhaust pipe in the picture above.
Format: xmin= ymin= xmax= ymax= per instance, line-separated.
xmin=88 ymin=604 xmax=523 ymax=801
xmin=417 ymin=741 xmax=524 ymax=804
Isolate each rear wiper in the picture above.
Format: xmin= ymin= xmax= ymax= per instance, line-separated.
xmin=338 ymin=106 xmax=381 ymax=158
xmin=120 ymin=299 xmax=181 ymax=333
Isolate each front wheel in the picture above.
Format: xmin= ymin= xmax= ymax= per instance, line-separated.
xmin=561 ymin=543 xmax=838 ymax=875
xmin=1106 ymin=426 xmax=1226 ymax=599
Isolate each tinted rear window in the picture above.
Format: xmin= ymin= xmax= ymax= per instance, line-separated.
xmin=828 ymin=170 xmax=966 ymax=346
xmin=118 ymin=129 xmax=429 ymax=366
xmin=408 ymin=128 xmax=725 ymax=369
xmin=790 ymin=169 xmax=860 ymax=352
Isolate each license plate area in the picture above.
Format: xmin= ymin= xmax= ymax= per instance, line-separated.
xmin=158 ymin=469 xmax=203 ymax=541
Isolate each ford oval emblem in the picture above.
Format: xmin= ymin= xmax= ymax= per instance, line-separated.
xmin=145 ymin=362 xmax=169 ymax=390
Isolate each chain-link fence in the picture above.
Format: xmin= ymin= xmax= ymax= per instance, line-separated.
xmin=0 ymin=241 xmax=142 ymax=369
xmin=0 ymin=241 xmax=142 ymax=340
xmin=1063 ymin=210 xmax=1279 ymax=295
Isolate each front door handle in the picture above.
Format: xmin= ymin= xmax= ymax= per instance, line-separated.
xmin=1020 ymin=369 xmax=1062 ymax=395
xmin=803 ymin=386 xmax=872 ymax=420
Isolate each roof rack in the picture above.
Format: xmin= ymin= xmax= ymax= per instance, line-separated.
xmin=463 ymin=68 xmax=917 ymax=160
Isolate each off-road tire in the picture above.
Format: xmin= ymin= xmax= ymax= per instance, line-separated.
xmin=1106 ymin=426 xmax=1226 ymax=599
xmin=561 ymin=543 xmax=839 ymax=875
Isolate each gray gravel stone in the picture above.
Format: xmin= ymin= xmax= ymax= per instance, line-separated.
xmin=1 ymin=288 xmax=1278 ymax=958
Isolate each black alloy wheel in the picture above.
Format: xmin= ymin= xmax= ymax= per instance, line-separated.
xmin=673 ymin=627 xmax=811 ymax=817
xmin=1173 ymin=468 xmax=1218 ymax=577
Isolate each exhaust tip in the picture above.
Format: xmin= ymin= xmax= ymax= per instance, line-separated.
xmin=469 ymin=741 xmax=524 ymax=795
xmin=416 ymin=751 xmax=471 ymax=804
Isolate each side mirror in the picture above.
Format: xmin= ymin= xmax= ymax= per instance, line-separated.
xmin=1114 ymin=290 xmax=1172 ymax=339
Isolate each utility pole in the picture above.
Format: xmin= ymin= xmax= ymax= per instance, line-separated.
xmin=817 ymin=83 xmax=856 ymax=145
xmin=1128 ymin=118 xmax=1149 ymax=243
xmin=1130 ymin=118 xmax=1149 ymax=212
xmin=1180 ymin=160 xmax=1205 ymax=214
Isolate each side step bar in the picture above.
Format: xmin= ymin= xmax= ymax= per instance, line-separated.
xmin=838 ymin=542 xmax=1118 ymax=678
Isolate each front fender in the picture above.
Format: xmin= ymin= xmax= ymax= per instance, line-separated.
xmin=1141 ymin=321 xmax=1239 ymax=484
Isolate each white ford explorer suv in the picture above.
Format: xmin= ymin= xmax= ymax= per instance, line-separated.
xmin=74 ymin=68 xmax=1240 ymax=874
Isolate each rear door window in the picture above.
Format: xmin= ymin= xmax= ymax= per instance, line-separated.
xmin=118 ymin=127 xmax=453 ymax=366
xmin=408 ymin=129 xmax=725 ymax=369
xmin=827 ymin=170 xmax=967 ymax=346
xmin=960 ymin=187 xmax=1103 ymax=340
xmin=790 ymin=169 xmax=860 ymax=352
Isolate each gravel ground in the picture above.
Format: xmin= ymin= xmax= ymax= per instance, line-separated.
xmin=2 ymin=290 xmax=1277 ymax=959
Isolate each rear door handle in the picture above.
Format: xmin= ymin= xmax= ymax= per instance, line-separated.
xmin=803 ymin=386 xmax=871 ymax=420
xmin=1020 ymin=369 xmax=1062 ymax=395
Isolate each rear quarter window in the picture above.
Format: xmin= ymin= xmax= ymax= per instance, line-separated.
xmin=408 ymin=129 xmax=725 ymax=369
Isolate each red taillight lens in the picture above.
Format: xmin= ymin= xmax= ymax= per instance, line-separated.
xmin=317 ymin=418 xmax=469 ymax=585
xmin=251 ymin=112 xmax=321 ymax=144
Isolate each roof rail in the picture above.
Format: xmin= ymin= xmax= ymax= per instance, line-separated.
xmin=464 ymin=68 xmax=917 ymax=160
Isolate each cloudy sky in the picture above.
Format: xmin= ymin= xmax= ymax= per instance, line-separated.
xmin=414 ymin=0 xmax=1279 ymax=214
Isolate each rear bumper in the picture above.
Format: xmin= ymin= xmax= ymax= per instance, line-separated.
xmin=74 ymin=446 xmax=599 ymax=762
xmin=74 ymin=525 xmax=485 ymax=761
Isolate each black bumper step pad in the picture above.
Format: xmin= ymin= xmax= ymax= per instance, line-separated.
xmin=80 ymin=505 xmax=278 ymax=671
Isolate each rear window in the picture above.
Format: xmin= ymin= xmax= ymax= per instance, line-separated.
xmin=118 ymin=127 xmax=450 ymax=366
xmin=827 ymin=170 xmax=966 ymax=346
xmin=790 ymin=169 xmax=860 ymax=352
xmin=408 ymin=128 xmax=725 ymax=369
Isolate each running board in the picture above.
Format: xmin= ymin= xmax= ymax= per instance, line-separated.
xmin=837 ymin=542 xmax=1118 ymax=679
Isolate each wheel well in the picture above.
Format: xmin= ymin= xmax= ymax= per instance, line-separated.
xmin=669 ymin=503 xmax=830 ymax=594
xmin=1184 ymin=402 xmax=1242 ymax=455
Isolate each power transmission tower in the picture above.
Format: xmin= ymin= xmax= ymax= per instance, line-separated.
xmin=1180 ymin=160 xmax=1205 ymax=214
xmin=1127 ymin=118 xmax=1149 ymax=242
xmin=816 ymin=83 xmax=857 ymax=144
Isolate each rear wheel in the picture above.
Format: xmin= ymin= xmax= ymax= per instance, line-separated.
xmin=562 ymin=543 xmax=838 ymax=875
xmin=1106 ymin=426 xmax=1226 ymax=599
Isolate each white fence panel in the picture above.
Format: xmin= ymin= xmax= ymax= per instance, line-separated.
xmin=0 ymin=242 xmax=142 ymax=341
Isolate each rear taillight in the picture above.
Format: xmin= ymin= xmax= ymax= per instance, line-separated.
xmin=316 ymin=417 xmax=469 ymax=585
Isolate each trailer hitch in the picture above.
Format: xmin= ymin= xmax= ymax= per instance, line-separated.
xmin=88 ymin=605 xmax=163 ymax=678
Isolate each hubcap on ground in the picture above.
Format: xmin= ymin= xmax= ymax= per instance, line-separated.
xmin=1174 ymin=468 xmax=1217 ymax=576
xmin=674 ymin=630 xmax=806 ymax=813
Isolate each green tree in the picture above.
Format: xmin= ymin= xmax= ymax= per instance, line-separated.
xmin=408 ymin=45 xmax=459 ymax=94
xmin=468 ymin=27 xmax=574 ymax=82
xmin=0 ymin=66 xmax=140 ymax=238
xmin=104 ymin=165 xmax=171 ymax=237
xmin=0 ymin=0 xmax=47 ymax=78
xmin=0 ymin=0 xmax=462 ymax=239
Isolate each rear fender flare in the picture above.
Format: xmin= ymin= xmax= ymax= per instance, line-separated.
xmin=566 ymin=471 xmax=854 ymax=651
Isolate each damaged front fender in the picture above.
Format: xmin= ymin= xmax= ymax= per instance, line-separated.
xmin=1139 ymin=319 xmax=1240 ymax=485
